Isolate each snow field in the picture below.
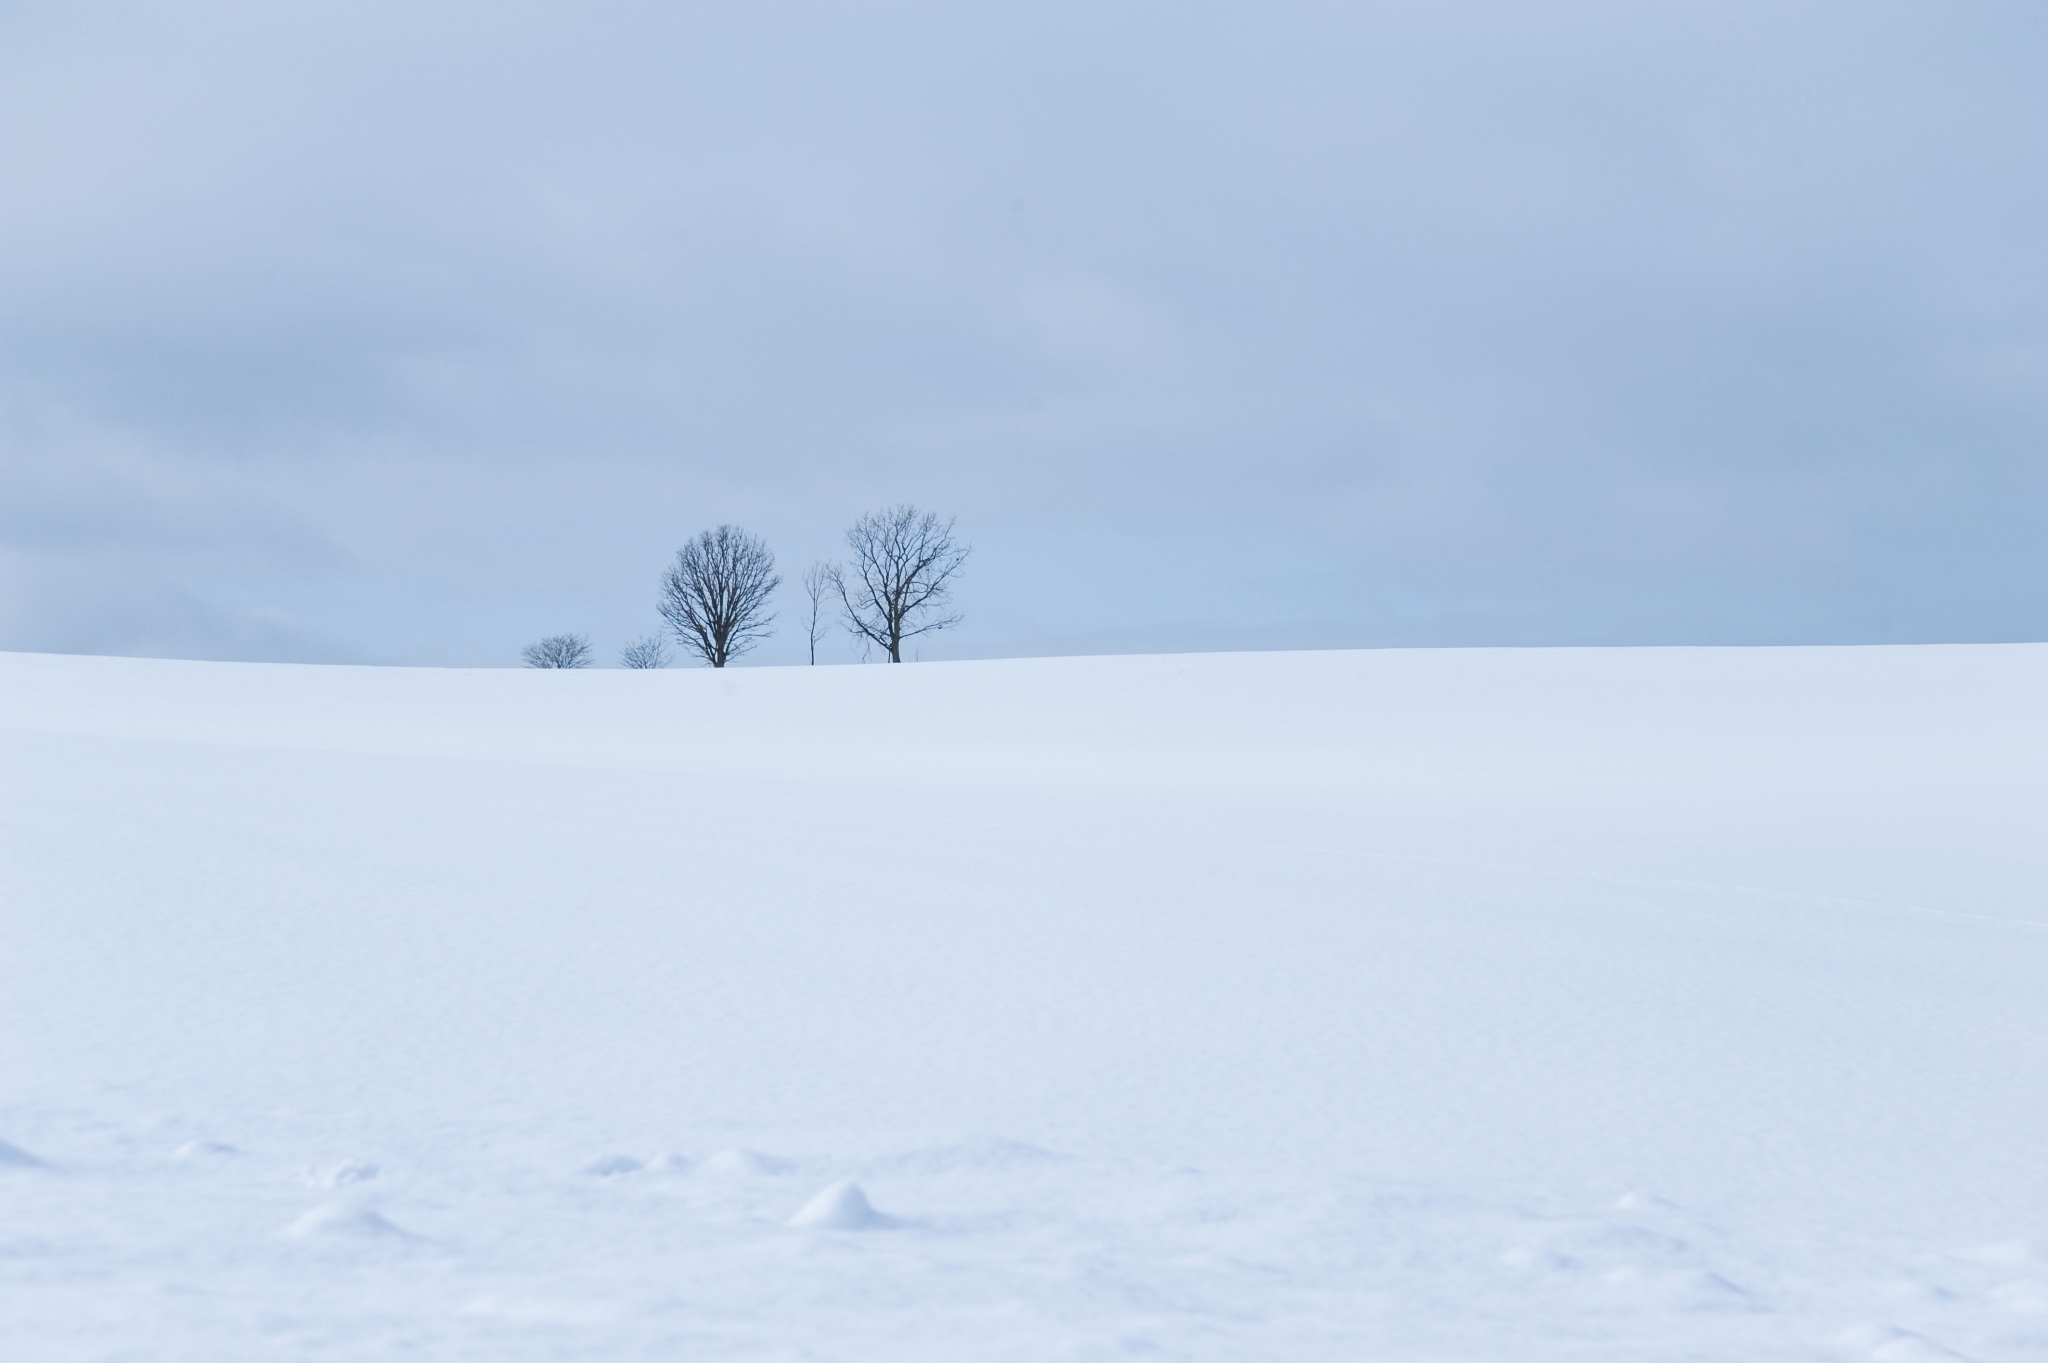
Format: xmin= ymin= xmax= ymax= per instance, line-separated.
xmin=3 ymin=645 xmax=2047 ymax=1359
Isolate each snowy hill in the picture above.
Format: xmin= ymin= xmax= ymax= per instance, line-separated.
xmin=4 ymin=645 xmax=2046 ymax=1360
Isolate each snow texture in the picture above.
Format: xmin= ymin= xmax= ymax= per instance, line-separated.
xmin=0 ymin=1139 xmax=45 ymax=1169
xmin=3 ymin=644 xmax=2047 ymax=1360
xmin=305 ymin=1159 xmax=380 ymax=1188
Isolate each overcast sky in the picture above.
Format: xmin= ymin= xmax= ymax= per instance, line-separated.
xmin=1 ymin=2 xmax=2042 ymax=665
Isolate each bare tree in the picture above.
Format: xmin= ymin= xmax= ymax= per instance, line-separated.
xmin=619 ymin=634 xmax=671 ymax=669
xmin=834 ymin=504 xmax=969 ymax=662
xmin=658 ymin=524 xmax=780 ymax=667
xmin=800 ymin=560 xmax=833 ymax=665
xmin=523 ymin=633 xmax=592 ymax=668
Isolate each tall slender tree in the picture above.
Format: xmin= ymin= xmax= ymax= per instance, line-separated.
xmin=658 ymin=525 xmax=780 ymax=667
xmin=800 ymin=560 xmax=833 ymax=665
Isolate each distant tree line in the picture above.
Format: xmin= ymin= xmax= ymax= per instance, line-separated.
xmin=521 ymin=503 xmax=968 ymax=669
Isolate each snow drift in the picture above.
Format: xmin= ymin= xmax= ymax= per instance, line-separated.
xmin=2 ymin=644 xmax=2045 ymax=1360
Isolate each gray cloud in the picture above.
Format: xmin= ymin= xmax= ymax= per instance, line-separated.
xmin=1 ymin=1 xmax=2042 ymax=663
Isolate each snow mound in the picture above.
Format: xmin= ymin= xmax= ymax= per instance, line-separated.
xmin=699 ymin=1147 xmax=791 ymax=1177
xmin=1833 ymin=1325 xmax=1970 ymax=1362
xmin=1597 ymin=1265 xmax=1756 ymax=1313
xmin=789 ymin=1180 xmax=895 ymax=1230
xmin=172 ymin=1139 xmax=240 ymax=1160
xmin=646 ymin=1152 xmax=693 ymax=1173
xmin=305 ymin=1159 xmax=380 ymax=1188
xmin=579 ymin=1153 xmax=645 ymax=1177
xmin=1612 ymin=1190 xmax=1685 ymax=1214
xmin=282 ymin=1200 xmax=413 ymax=1241
xmin=0 ymin=1139 xmax=45 ymax=1168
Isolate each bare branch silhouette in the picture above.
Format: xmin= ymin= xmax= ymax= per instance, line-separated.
xmin=658 ymin=525 xmax=781 ymax=667
xmin=619 ymin=634 xmax=671 ymax=669
xmin=801 ymin=560 xmax=834 ymax=665
xmin=835 ymin=505 xmax=968 ymax=663
xmin=523 ymin=633 xmax=592 ymax=668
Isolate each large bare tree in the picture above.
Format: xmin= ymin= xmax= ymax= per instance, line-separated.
xmin=659 ymin=525 xmax=780 ymax=667
xmin=833 ymin=504 xmax=968 ymax=662
xmin=800 ymin=560 xmax=833 ymax=665
xmin=522 ymin=633 xmax=592 ymax=668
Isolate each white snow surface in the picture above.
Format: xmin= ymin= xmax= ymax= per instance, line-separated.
xmin=3 ymin=644 xmax=2046 ymax=1360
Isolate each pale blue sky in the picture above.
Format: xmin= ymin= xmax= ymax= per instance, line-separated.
xmin=2 ymin=1 xmax=2042 ymax=664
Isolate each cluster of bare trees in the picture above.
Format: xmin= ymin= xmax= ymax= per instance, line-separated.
xmin=521 ymin=504 xmax=968 ymax=669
